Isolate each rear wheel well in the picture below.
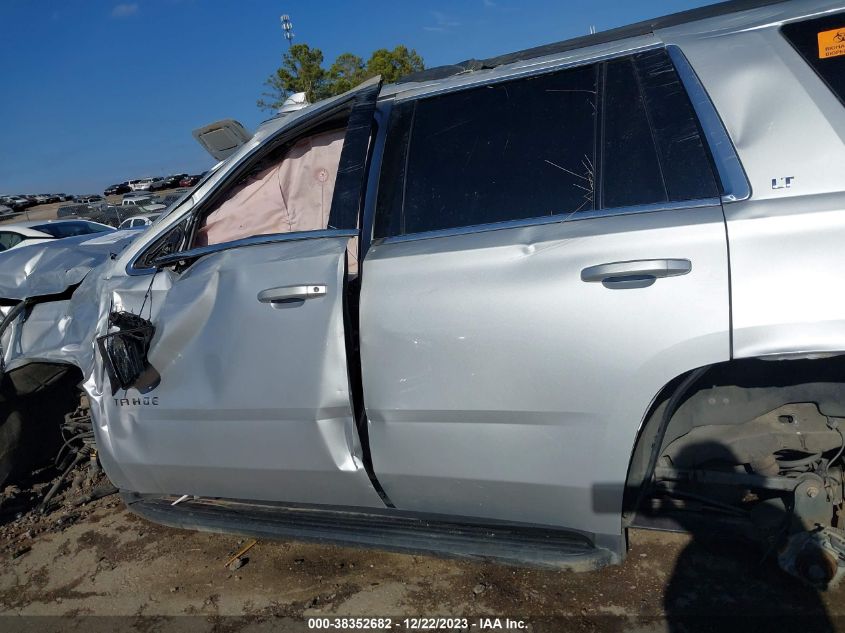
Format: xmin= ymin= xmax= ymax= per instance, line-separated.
xmin=624 ymin=354 xmax=845 ymax=522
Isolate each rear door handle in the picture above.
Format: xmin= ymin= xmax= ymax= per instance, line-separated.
xmin=257 ymin=284 xmax=327 ymax=303
xmin=581 ymin=259 xmax=691 ymax=289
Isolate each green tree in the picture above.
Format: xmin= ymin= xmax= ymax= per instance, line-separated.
xmin=363 ymin=46 xmax=425 ymax=84
xmin=327 ymin=52 xmax=366 ymax=95
xmin=257 ymin=43 xmax=330 ymax=111
xmin=259 ymin=44 xmax=425 ymax=112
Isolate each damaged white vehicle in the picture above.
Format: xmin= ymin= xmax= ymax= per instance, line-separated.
xmin=5 ymin=0 xmax=845 ymax=585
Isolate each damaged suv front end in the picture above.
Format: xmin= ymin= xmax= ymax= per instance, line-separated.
xmin=0 ymin=229 xmax=142 ymax=482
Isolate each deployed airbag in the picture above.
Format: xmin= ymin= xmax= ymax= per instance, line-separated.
xmin=196 ymin=129 xmax=345 ymax=247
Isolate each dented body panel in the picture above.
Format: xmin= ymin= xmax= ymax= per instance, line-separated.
xmin=2 ymin=0 xmax=845 ymax=566
xmin=360 ymin=205 xmax=729 ymax=538
xmin=0 ymin=231 xmax=139 ymax=373
xmin=97 ymin=236 xmax=383 ymax=507
xmin=661 ymin=1 xmax=845 ymax=359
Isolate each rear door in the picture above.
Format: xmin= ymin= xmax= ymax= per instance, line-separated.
xmin=99 ymin=79 xmax=384 ymax=508
xmin=360 ymin=49 xmax=736 ymax=540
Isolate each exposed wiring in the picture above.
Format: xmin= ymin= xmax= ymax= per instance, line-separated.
xmin=138 ymin=268 xmax=158 ymax=321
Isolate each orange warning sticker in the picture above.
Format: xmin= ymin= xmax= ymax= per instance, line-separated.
xmin=818 ymin=27 xmax=845 ymax=59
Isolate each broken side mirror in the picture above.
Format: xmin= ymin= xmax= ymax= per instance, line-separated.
xmin=97 ymin=311 xmax=160 ymax=395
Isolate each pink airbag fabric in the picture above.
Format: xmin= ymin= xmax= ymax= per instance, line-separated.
xmin=196 ymin=128 xmax=358 ymax=272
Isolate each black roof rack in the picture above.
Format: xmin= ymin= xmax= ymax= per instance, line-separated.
xmin=397 ymin=0 xmax=791 ymax=84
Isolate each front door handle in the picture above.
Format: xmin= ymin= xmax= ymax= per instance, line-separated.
xmin=257 ymin=284 xmax=327 ymax=303
xmin=581 ymin=259 xmax=691 ymax=289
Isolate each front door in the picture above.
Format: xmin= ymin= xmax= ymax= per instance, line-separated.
xmin=98 ymin=78 xmax=385 ymax=508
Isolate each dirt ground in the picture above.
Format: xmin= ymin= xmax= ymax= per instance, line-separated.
xmin=0 ymin=465 xmax=843 ymax=633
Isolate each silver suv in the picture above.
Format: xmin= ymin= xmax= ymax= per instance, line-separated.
xmin=2 ymin=0 xmax=845 ymax=585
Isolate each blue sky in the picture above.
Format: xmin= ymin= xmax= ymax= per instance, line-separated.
xmin=0 ymin=0 xmax=711 ymax=195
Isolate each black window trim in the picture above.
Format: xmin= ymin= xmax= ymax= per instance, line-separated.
xmin=372 ymin=44 xmax=747 ymax=246
xmin=665 ymin=45 xmax=750 ymax=203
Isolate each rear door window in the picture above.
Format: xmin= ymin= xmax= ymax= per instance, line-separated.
xmin=376 ymin=48 xmax=719 ymax=239
xmin=401 ymin=64 xmax=599 ymax=235
xmin=601 ymin=58 xmax=666 ymax=208
xmin=782 ymin=13 xmax=845 ymax=106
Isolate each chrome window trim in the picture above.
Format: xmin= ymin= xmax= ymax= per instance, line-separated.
xmin=376 ymin=198 xmax=720 ymax=246
xmin=126 ymin=228 xmax=359 ymax=276
xmin=666 ymin=45 xmax=751 ymax=203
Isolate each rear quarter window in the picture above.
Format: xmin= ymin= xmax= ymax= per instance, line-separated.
xmin=782 ymin=13 xmax=845 ymax=106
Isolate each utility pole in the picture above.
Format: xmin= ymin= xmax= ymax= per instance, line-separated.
xmin=280 ymin=14 xmax=294 ymax=48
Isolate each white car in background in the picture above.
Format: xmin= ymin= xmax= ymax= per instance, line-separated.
xmin=0 ymin=220 xmax=113 ymax=252
xmin=128 ymin=178 xmax=155 ymax=191
xmin=118 ymin=213 xmax=161 ymax=230
xmin=121 ymin=195 xmax=154 ymax=206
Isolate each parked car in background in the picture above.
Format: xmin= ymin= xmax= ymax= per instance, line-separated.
xmin=0 ymin=219 xmax=113 ymax=252
xmin=75 ymin=195 xmax=104 ymax=204
xmin=104 ymin=183 xmax=131 ymax=196
xmin=57 ymin=204 xmax=87 ymax=218
xmin=118 ymin=213 xmax=162 ymax=230
xmin=88 ymin=205 xmax=128 ymax=228
xmin=150 ymin=175 xmax=187 ymax=191
xmin=0 ymin=205 xmax=14 ymax=217
xmin=120 ymin=194 xmax=167 ymax=214
xmin=156 ymin=189 xmax=190 ymax=208
xmin=139 ymin=203 xmax=166 ymax=213
xmin=121 ymin=195 xmax=155 ymax=207
xmin=178 ymin=174 xmax=204 ymax=187
xmin=122 ymin=191 xmax=153 ymax=200
xmin=4 ymin=196 xmax=34 ymax=210
xmin=128 ymin=178 xmax=156 ymax=191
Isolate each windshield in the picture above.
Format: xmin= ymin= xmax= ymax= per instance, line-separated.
xmin=32 ymin=221 xmax=113 ymax=238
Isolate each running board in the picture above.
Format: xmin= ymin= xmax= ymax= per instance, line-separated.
xmin=124 ymin=494 xmax=616 ymax=571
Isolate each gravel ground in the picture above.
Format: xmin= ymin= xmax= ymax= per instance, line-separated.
xmin=0 ymin=465 xmax=843 ymax=632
